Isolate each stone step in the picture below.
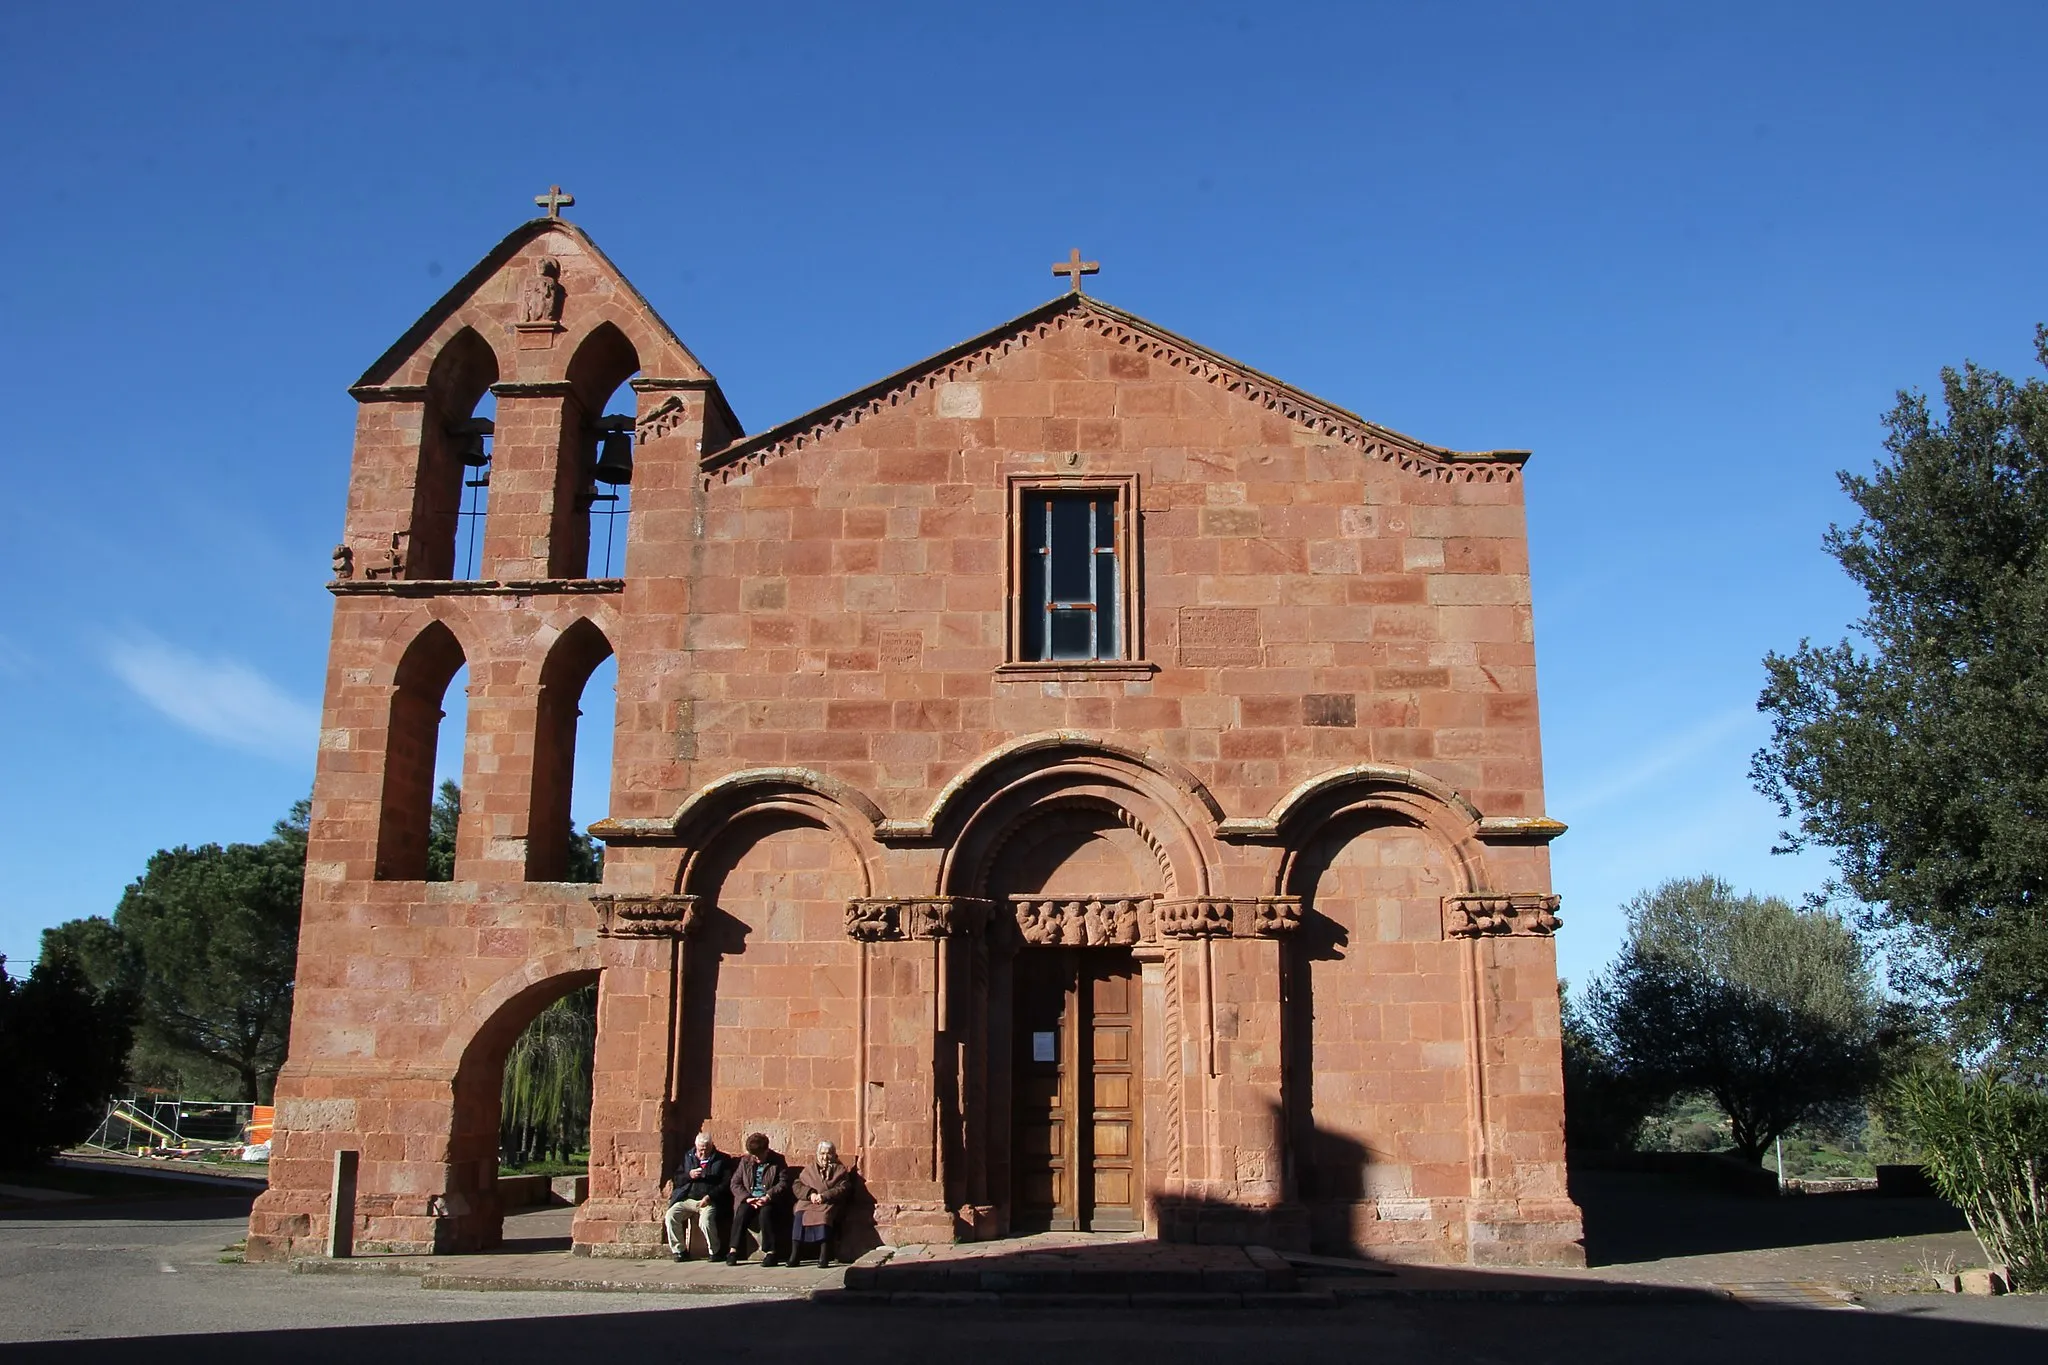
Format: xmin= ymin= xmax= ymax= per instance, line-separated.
xmin=844 ymin=1241 xmax=1296 ymax=1296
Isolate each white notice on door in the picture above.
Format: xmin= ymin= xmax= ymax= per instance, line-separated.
xmin=1032 ymin=1031 xmax=1056 ymax=1062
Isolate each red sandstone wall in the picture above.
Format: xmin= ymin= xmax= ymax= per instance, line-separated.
xmin=251 ymin=225 xmax=1579 ymax=1266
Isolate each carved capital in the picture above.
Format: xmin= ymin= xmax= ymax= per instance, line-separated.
xmin=1155 ymin=896 xmax=1303 ymax=939
xmin=593 ymin=893 xmax=702 ymax=939
xmin=1442 ymin=893 xmax=1562 ymax=938
xmin=1010 ymin=896 xmax=1145 ymax=947
xmin=1249 ymin=896 xmax=1303 ymax=937
xmin=845 ymin=897 xmax=993 ymax=942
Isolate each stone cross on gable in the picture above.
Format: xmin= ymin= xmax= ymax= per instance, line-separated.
xmin=534 ymin=184 xmax=575 ymax=218
xmin=1051 ymin=248 xmax=1100 ymax=295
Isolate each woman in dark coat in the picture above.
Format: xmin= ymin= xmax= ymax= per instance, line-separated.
xmin=726 ymin=1132 xmax=791 ymax=1266
xmin=788 ymin=1139 xmax=853 ymax=1268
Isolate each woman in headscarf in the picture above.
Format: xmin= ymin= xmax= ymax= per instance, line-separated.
xmin=788 ymin=1139 xmax=852 ymax=1268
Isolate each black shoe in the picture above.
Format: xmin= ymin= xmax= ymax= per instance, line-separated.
xmin=817 ymin=1255 xmax=834 ymax=1269
xmin=671 ymin=1249 xmax=686 ymax=1263
xmin=725 ymin=1252 xmax=740 ymax=1266
xmin=762 ymin=1255 xmax=781 ymax=1267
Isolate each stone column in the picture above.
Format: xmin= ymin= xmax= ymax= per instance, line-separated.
xmin=1154 ymin=896 xmax=1306 ymax=1248
xmin=844 ymin=897 xmax=989 ymax=1243
xmin=1442 ymin=892 xmax=1584 ymax=1267
xmin=574 ymin=894 xmax=699 ymax=1257
xmin=482 ymin=381 xmax=578 ymax=582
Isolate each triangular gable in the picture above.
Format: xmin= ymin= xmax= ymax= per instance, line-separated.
xmin=352 ymin=217 xmax=715 ymax=391
xmin=701 ymin=293 xmax=1527 ymax=484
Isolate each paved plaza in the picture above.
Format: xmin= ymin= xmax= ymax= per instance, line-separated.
xmin=4 ymin=1176 xmax=2047 ymax=1362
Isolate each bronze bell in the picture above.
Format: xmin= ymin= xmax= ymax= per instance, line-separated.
xmin=593 ymin=430 xmax=634 ymax=485
xmin=458 ymin=432 xmax=490 ymax=467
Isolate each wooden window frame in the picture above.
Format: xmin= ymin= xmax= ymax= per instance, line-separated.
xmin=999 ymin=473 xmax=1153 ymax=679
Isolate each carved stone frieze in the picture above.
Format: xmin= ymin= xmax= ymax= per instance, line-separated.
xmin=1442 ymin=893 xmax=1562 ymax=938
xmin=1154 ymin=897 xmax=1233 ymax=939
xmin=592 ymin=893 xmax=702 ymax=939
xmin=844 ymin=897 xmax=992 ymax=942
xmin=1250 ymin=897 xmax=1303 ymax=936
xmin=637 ymin=394 xmax=689 ymax=443
xmin=1154 ymin=896 xmax=1303 ymax=939
xmin=1011 ymin=896 xmax=1144 ymax=947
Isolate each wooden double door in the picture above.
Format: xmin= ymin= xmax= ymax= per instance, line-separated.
xmin=1011 ymin=948 xmax=1142 ymax=1232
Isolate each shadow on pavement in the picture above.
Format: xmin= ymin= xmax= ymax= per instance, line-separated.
xmin=0 ymin=1191 xmax=257 ymax=1224
xmin=7 ymin=1293 xmax=2048 ymax=1365
xmin=1571 ymin=1166 xmax=1968 ymax=1265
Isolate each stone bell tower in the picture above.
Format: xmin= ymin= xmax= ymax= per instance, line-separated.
xmin=248 ymin=190 xmax=739 ymax=1258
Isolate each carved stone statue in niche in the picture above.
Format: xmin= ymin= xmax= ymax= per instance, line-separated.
xmin=518 ymin=256 xmax=565 ymax=325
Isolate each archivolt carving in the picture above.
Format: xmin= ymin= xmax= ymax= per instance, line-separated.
xmin=1442 ymin=893 xmax=1562 ymax=938
xmin=975 ymin=795 xmax=1175 ymax=903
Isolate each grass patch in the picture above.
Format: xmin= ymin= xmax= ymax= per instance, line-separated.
xmin=500 ymin=1154 xmax=588 ymax=1178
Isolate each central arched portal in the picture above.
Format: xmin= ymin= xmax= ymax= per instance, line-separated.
xmin=978 ymin=799 xmax=1164 ymax=1233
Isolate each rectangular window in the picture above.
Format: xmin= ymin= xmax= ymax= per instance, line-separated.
xmin=1008 ymin=474 xmax=1141 ymax=667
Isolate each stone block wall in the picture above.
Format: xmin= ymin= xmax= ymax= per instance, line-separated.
xmin=251 ymin=213 xmax=1581 ymax=1267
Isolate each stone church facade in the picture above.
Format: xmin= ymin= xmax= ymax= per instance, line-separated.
xmin=245 ymin=207 xmax=1583 ymax=1267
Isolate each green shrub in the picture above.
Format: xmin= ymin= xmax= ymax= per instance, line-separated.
xmin=1889 ymin=1066 xmax=2048 ymax=1290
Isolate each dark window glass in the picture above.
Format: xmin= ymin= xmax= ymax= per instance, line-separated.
xmin=1022 ymin=491 xmax=1122 ymax=661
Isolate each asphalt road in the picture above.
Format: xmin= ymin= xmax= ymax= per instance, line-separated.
xmin=5 ymin=1193 xmax=2048 ymax=1364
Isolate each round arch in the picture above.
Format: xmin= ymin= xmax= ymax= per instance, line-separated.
xmin=671 ymin=777 xmax=882 ymax=901
xmin=1269 ymin=770 xmax=1490 ymax=901
xmin=936 ymin=744 xmax=1221 ymax=900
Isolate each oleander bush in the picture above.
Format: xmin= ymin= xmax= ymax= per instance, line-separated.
xmin=1889 ymin=1065 xmax=2048 ymax=1290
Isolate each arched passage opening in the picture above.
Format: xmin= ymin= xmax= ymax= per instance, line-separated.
xmin=560 ymin=323 xmax=641 ymax=580
xmin=527 ymin=618 xmax=615 ymax=881
xmin=376 ymin=621 xmax=466 ymax=880
xmin=446 ymin=967 xmax=601 ymax=1252
xmin=413 ymin=328 xmax=499 ymax=581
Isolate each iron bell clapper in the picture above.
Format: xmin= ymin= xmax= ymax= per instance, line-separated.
xmin=593 ymin=430 xmax=634 ymax=485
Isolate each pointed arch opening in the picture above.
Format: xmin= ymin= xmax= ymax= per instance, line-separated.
xmin=376 ymin=621 xmax=467 ymax=880
xmin=558 ymin=323 xmax=642 ymax=579
xmin=526 ymin=617 xmax=615 ymax=882
xmin=413 ymin=328 xmax=500 ymax=581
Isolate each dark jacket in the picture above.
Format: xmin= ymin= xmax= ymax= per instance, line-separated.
xmin=793 ymin=1159 xmax=853 ymax=1228
xmin=730 ymin=1151 xmax=791 ymax=1205
xmin=671 ymin=1147 xmax=732 ymax=1205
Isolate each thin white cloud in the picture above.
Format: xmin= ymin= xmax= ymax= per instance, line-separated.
xmin=104 ymin=633 xmax=319 ymax=763
xmin=1554 ymin=705 xmax=1758 ymax=817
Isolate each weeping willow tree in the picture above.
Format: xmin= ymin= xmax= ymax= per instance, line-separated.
xmin=500 ymin=984 xmax=597 ymax=1167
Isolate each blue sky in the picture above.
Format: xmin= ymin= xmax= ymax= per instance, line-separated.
xmin=2 ymin=1 xmax=2042 ymax=988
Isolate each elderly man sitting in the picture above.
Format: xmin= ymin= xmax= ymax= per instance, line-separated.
xmin=662 ymin=1132 xmax=732 ymax=1261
